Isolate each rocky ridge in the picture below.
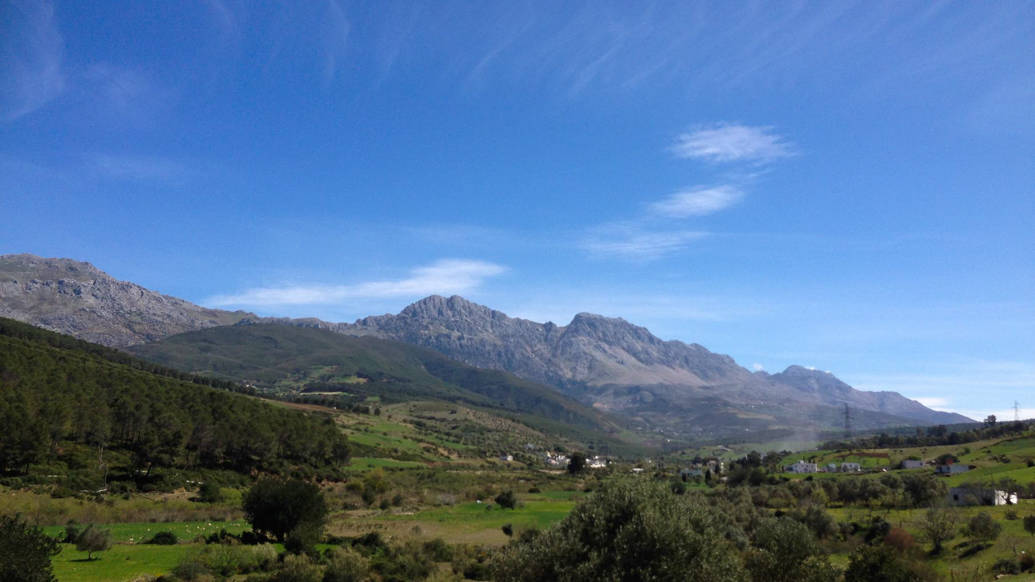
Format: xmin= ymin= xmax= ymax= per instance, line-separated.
xmin=0 ymin=255 xmax=973 ymax=438
xmin=0 ymin=254 xmax=253 ymax=347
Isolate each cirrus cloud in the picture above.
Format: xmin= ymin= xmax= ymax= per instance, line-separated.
xmin=671 ymin=123 xmax=794 ymax=164
xmin=649 ymin=185 xmax=744 ymax=217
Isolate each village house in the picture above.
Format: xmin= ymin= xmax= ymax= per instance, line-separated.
xmin=840 ymin=462 xmax=862 ymax=472
xmin=948 ymin=487 xmax=1018 ymax=506
xmin=936 ymin=463 xmax=970 ymax=475
xmin=900 ymin=459 xmax=924 ymax=470
xmin=786 ymin=460 xmax=818 ymax=473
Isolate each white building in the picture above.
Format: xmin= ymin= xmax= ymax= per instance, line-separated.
xmin=786 ymin=460 xmax=818 ymax=473
xmin=948 ymin=487 xmax=1018 ymax=506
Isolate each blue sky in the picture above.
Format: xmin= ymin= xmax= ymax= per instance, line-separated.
xmin=3 ymin=1 xmax=1033 ymax=420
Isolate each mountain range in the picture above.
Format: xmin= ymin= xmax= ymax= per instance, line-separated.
xmin=0 ymin=254 xmax=972 ymax=442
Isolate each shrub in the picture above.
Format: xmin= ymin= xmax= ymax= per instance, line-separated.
xmin=285 ymin=521 xmax=323 ymax=556
xmin=422 ymin=538 xmax=452 ymax=562
xmin=61 ymin=521 xmax=81 ymax=543
xmin=845 ymin=544 xmax=937 ymax=582
xmin=198 ymin=481 xmax=223 ymax=503
xmin=495 ymin=490 xmax=517 ymax=509
xmin=268 ymin=554 xmax=322 ymax=582
xmin=172 ymin=559 xmax=210 ymax=581
xmin=1023 ymin=514 xmax=1035 ymax=536
xmin=992 ymin=558 xmax=1021 ymax=575
xmin=146 ymin=531 xmax=179 ymax=545
xmin=883 ymin=528 xmax=914 ymax=552
xmin=324 ymin=545 xmax=369 ymax=582
xmin=966 ymin=512 xmax=1001 ymax=542
xmin=501 ymin=523 xmax=513 ymax=537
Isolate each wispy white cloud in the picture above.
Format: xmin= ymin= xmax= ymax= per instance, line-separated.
xmin=80 ymin=64 xmax=174 ymax=126
xmin=671 ymin=123 xmax=794 ymax=164
xmin=580 ymin=223 xmax=707 ymax=261
xmin=649 ymin=186 xmax=744 ymax=217
xmin=752 ymin=363 xmax=765 ymax=372
xmin=321 ymin=0 xmax=351 ymax=84
xmin=914 ymin=396 xmax=949 ymax=409
xmin=87 ymin=154 xmax=191 ymax=182
xmin=1 ymin=0 xmax=65 ymax=121
xmin=206 ymin=259 xmax=506 ymax=307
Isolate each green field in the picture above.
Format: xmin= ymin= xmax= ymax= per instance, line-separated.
xmin=51 ymin=544 xmax=188 ymax=582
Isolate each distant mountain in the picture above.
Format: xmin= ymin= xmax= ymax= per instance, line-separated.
xmin=128 ymin=323 xmax=634 ymax=451
xmin=321 ymin=296 xmax=972 ymax=437
xmin=0 ymin=255 xmax=972 ymax=442
xmin=0 ymin=254 xmax=253 ymax=347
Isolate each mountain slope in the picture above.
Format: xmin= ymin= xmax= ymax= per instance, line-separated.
xmin=0 ymin=254 xmax=253 ymax=347
xmin=0 ymin=255 xmax=971 ymax=442
xmin=128 ymin=323 xmax=633 ymax=449
xmin=0 ymin=317 xmax=349 ymax=477
xmin=327 ymin=296 xmax=972 ymax=436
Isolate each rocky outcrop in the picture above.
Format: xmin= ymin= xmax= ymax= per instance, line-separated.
xmin=0 ymin=254 xmax=253 ymax=347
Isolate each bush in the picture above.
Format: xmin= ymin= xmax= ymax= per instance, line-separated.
xmin=422 ymin=538 xmax=452 ymax=562
xmin=993 ymin=558 xmax=1021 ymax=574
xmin=285 ymin=521 xmax=323 ymax=556
xmin=966 ymin=512 xmax=1001 ymax=542
xmin=269 ymin=554 xmax=322 ymax=582
xmin=61 ymin=521 xmax=81 ymax=543
xmin=845 ymin=544 xmax=937 ymax=582
xmin=178 ymin=543 xmax=277 ymax=577
xmin=324 ymin=545 xmax=370 ymax=582
xmin=198 ymin=481 xmax=223 ymax=503
xmin=495 ymin=490 xmax=517 ymax=509
xmin=146 ymin=531 xmax=179 ymax=545
xmin=883 ymin=528 xmax=914 ymax=552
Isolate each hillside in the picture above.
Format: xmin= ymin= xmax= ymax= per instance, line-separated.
xmin=0 ymin=254 xmax=253 ymax=347
xmin=0 ymin=317 xmax=349 ymax=481
xmin=128 ymin=323 xmax=636 ymax=452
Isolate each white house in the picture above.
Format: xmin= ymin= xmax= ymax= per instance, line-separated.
xmin=948 ymin=487 xmax=1018 ymax=506
xmin=786 ymin=460 xmax=818 ymax=474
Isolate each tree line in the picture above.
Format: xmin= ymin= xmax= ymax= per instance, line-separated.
xmin=0 ymin=319 xmax=350 ymax=479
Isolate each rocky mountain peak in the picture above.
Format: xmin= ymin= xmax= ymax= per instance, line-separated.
xmin=400 ymin=295 xmax=499 ymax=321
xmin=0 ymin=253 xmax=254 ymax=347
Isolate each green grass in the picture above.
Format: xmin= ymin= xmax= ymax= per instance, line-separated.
xmin=52 ymin=543 xmax=189 ymax=582
xmin=380 ymin=493 xmax=577 ymax=534
xmin=348 ymin=457 xmax=427 ymax=469
xmin=42 ymin=519 xmax=248 ymax=544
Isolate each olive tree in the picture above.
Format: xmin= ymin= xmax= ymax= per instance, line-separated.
xmin=492 ymin=479 xmax=747 ymax=581
xmin=243 ymin=478 xmax=327 ymax=545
